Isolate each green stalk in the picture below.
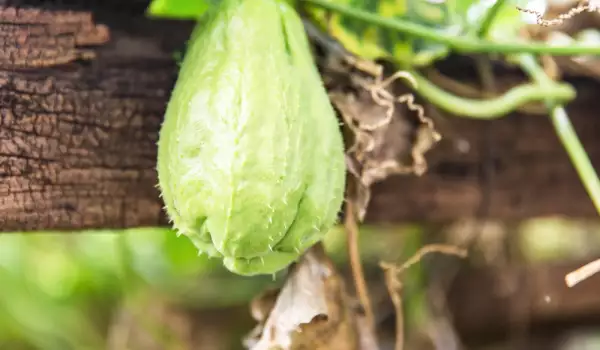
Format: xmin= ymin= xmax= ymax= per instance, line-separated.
xmin=302 ymin=0 xmax=600 ymax=56
xmin=407 ymin=69 xmax=574 ymax=118
xmin=519 ymin=54 xmax=600 ymax=215
xmin=475 ymin=0 xmax=508 ymax=38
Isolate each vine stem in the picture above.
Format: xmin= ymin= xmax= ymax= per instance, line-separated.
xmin=407 ymin=70 xmax=574 ymax=119
xmin=551 ymin=106 xmax=600 ymax=214
xmin=302 ymin=0 xmax=600 ymax=56
xmin=475 ymin=0 xmax=508 ymax=38
xmin=518 ymin=54 xmax=600 ymax=215
xmin=302 ymin=0 xmax=576 ymax=119
xmin=380 ymin=245 xmax=467 ymax=350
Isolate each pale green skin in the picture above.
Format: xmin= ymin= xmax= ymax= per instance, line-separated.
xmin=157 ymin=0 xmax=346 ymax=276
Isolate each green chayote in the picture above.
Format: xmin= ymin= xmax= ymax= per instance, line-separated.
xmin=156 ymin=0 xmax=346 ymax=276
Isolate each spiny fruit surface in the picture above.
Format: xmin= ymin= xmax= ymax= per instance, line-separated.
xmin=157 ymin=0 xmax=346 ymax=276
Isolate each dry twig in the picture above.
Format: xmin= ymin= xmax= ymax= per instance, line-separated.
xmin=344 ymin=200 xmax=375 ymax=330
xmin=565 ymin=257 xmax=600 ymax=287
xmin=517 ymin=1 xmax=598 ymax=27
xmin=380 ymin=245 xmax=467 ymax=350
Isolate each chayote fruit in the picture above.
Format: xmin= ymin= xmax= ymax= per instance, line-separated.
xmin=156 ymin=0 xmax=346 ymax=276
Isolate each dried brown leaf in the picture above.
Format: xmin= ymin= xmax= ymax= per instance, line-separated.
xmin=244 ymin=245 xmax=378 ymax=350
xmin=327 ymin=57 xmax=440 ymax=221
xmin=306 ymin=21 xmax=441 ymax=221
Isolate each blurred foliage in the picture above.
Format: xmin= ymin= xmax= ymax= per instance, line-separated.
xmin=0 ymin=228 xmax=271 ymax=349
xmin=4 ymin=219 xmax=600 ymax=349
xmin=518 ymin=218 xmax=600 ymax=262
xmin=305 ymin=0 xmax=535 ymax=67
xmin=0 ymin=225 xmax=427 ymax=349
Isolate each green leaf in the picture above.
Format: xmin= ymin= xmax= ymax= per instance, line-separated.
xmin=305 ymin=0 xmax=464 ymax=66
xmin=146 ymin=0 xmax=213 ymax=19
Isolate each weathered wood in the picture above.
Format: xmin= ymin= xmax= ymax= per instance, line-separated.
xmin=1 ymin=2 xmax=600 ymax=232
xmin=0 ymin=3 xmax=193 ymax=231
xmin=366 ymin=91 xmax=600 ymax=224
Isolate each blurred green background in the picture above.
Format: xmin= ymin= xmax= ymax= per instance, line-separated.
xmin=0 ymin=225 xmax=424 ymax=350
xmin=3 ymin=218 xmax=600 ymax=350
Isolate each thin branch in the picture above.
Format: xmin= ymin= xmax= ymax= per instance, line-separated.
xmin=518 ymin=54 xmax=600 ymax=215
xmin=517 ymin=3 xmax=596 ymax=27
xmin=566 ymin=258 xmax=600 ymax=287
xmin=380 ymin=245 xmax=467 ymax=350
xmin=395 ymin=244 xmax=467 ymax=274
xmin=344 ymin=200 xmax=374 ymax=329
xmin=380 ymin=262 xmax=404 ymax=350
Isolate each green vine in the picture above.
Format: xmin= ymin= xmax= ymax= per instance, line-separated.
xmin=303 ymin=0 xmax=600 ymax=56
xmin=408 ymin=70 xmax=574 ymax=118
xmin=474 ymin=0 xmax=507 ymax=38
xmin=302 ymin=0 xmax=600 ymax=216
xmin=518 ymin=54 xmax=600 ymax=214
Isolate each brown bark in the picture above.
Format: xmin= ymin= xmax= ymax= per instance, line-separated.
xmin=0 ymin=3 xmax=599 ymax=232
xmin=0 ymin=4 xmax=193 ymax=231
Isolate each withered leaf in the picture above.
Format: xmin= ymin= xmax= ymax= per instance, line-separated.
xmin=244 ymin=245 xmax=378 ymax=350
xmin=307 ymin=22 xmax=441 ymax=222
xmin=328 ymin=62 xmax=439 ymax=221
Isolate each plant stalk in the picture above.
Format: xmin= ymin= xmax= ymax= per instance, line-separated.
xmin=519 ymin=54 xmax=600 ymax=215
xmin=302 ymin=0 xmax=600 ymax=56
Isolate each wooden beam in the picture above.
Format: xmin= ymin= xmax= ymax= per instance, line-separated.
xmin=1 ymin=3 xmax=600 ymax=232
xmin=0 ymin=4 xmax=193 ymax=231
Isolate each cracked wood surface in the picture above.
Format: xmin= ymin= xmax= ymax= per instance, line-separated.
xmin=0 ymin=2 xmax=193 ymax=231
xmin=1 ymin=2 xmax=600 ymax=232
